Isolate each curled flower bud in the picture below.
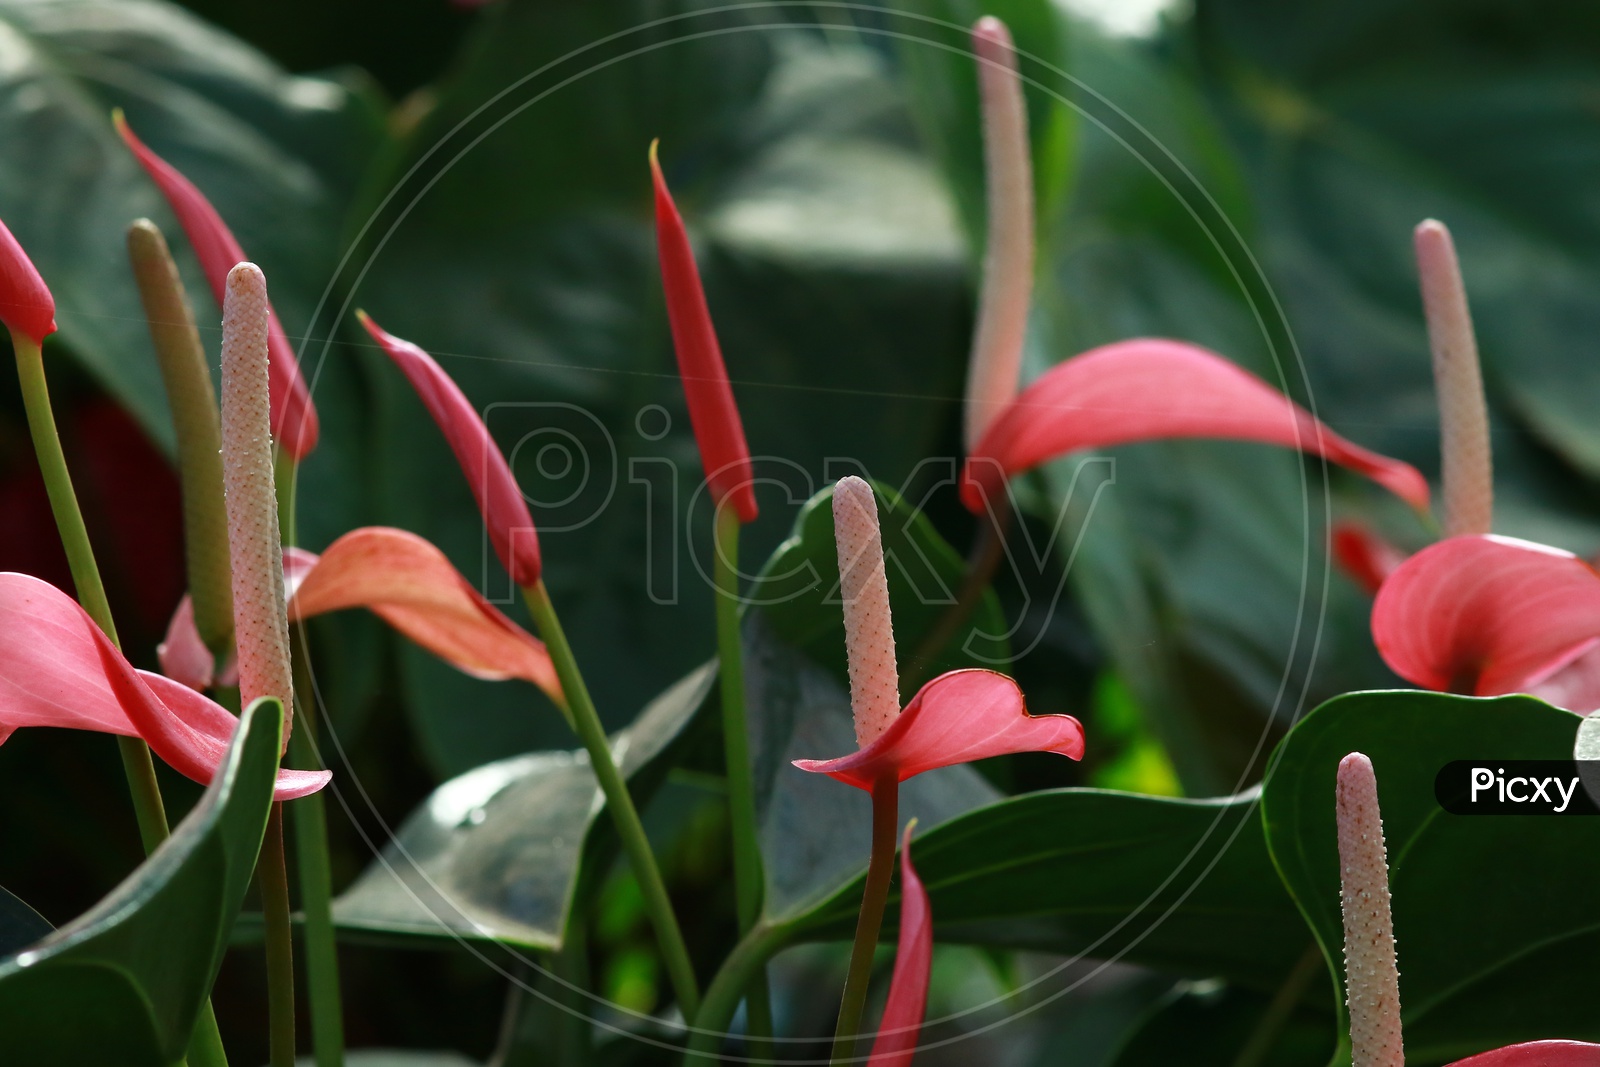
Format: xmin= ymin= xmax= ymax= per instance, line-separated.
xmin=0 ymin=217 xmax=56 ymax=345
xmin=116 ymin=112 xmax=318 ymax=460
xmin=359 ymin=311 xmax=542 ymax=587
xmin=650 ymin=142 xmax=758 ymax=523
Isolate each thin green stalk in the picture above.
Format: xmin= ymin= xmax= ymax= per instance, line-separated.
xmin=683 ymin=921 xmax=791 ymax=1065
xmin=260 ymin=804 xmax=297 ymax=1067
xmin=11 ymin=330 xmax=174 ymax=854
xmin=830 ymin=777 xmax=900 ymax=1066
xmin=1229 ymin=943 xmax=1323 ymax=1067
xmin=522 ymin=580 xmax=701 ymax=1020
xmin=289 ymin=629 xmax=346 ymax=1067
xmin=712 ymin=504 xmax=774 ymax=1059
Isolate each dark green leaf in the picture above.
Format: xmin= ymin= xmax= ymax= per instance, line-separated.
xmin=1111 ymin=981 xmax=1332 ymax=1067
xmin=331 ymin=663 xmax=717 ymax=949
xmin=0 ymin=886 xmax=50 ymax=960
xmin=1261 ymin=690 xmax=1600 ymax=1064
xmin=779 ymin=783 xmax=1311 ymax=994
xmin=0 ymin=697 xmax=284 ymax=1066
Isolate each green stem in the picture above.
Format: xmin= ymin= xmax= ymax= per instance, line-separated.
xmin=1229 ymin=943 xmax=1323 ymax=1067
xmin=683 ymin=922 xmax=792 ymax=1065
xmin=830 ymin=778 xmax=899 ymax=1066
xmin=11 ymin=330 xmax=175 ymax=854
xmin=712 ymin=505 xmax=774 ymax=1058
xmin=522 ymin=580 xmax=701 ymax=1020
xmin=289 ymin=630 xmax=346 ymax=1067
xmin=260 ymin=803 xmax=297 ymax=1067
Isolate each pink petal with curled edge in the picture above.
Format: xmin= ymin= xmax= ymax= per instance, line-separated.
xmin=287 ymin=527 xmax=563 ymax=706
xmin=867 ymin=824 xmax=932 ymax=1067
xmin=793 ymin=669 xmax=1083 ymax=791
xmin=1332 ymin=520 xmax=1410 ymax=597
xmin=959 ymin=339 xmax=1430 ymax=514
xmin=115 ymin=114 xmax=318 ymax=460
xmin=1446 ymin=1041 xmax=1600 ymax=1066
xmin=358 ymin=312 xmax=541 ymax=587
xmin=1372 ymin=534 xmax=1600 ymax=709
xmin=158 ymin=595 xmax=215 ymax=692
xmin=0 ymin=573 xmax=329 ymax=801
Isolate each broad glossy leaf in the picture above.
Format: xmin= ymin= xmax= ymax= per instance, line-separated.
xmin=294 ymin=1054 xmax=480 ymax=1067
xmin=1262 ymin=690 xmax=1600 ymax=1064
xmin=778 ymin=782 xmax=1310 ymax=994
xmin=0 ymin=697 xmax=283 ymax=1065
xmin=0 ymin=887 xmax=49 ymax=960
xmin=331 ymin=663 xmax=716 ymax=949
xmin=1111 ymin=982 xmax=1331 ymax=1067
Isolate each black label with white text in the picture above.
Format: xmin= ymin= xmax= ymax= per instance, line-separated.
xmin=1436 ymin=760 xmax=1600 ymax=815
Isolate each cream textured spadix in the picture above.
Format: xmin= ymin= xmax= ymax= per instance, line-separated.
xmin=833 ymin=476 xmax=900 ymax=747
xmin=1337 ymin=752 xmax=1404 ymax=1067
xmin=1415 ymin=219 xmax=1492 ymax=538
xmin=221 ymin=263 xmax=294 ymax=738
xmin=962 ymin=16 xmax=1035 ymax=453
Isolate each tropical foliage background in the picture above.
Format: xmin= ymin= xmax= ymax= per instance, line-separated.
xmin=1 ymin=0 xmax=1597 ymax=1063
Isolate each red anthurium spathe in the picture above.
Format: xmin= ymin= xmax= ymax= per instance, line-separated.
xmin=358 ymin=312 xmax=542 ymax=588
xmin=284 ymin=527 xmax=562 ymax=703
xmin=959 ymin=339 xmax=1430 ymax=515
xmin=865 ymin=824 xmax=932 ymax=1067
xmin=1371 ymin=534 xmax=1600 ymax=712
xmin=160 ymin=528 xmax=564 ymax=706
xmin=114 ymin=113 xmax=318 ymax=460
xmin=795 ymin=668 xmax=1082 ymax=790
xmin=650 ymin=142 xmax=759 ymax=523
xmin=0 ymin=572 xmax=329 ymax=801
xmin=1446 ymin=1042 xmax=1600 ymax=1066
xmin=0 ymin=217 xmax=56 ymax=344
xmin=1332 ymin=520 xmax=1408 ymax=597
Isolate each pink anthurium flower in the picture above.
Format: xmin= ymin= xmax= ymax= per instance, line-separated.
xmin=114 ymin=113 xmax=318 ymax=460
xmin=0 ymin=571 xmax=330 ymax=801
xmin=1338 ymin=753 xmax=1600 ymax=1066
xmin=795 ymin=478 xmax=1084 ymax=786
xmin=357 ymin=311 xmax=542 ymax=588
xmin=160 ymin=528 xmax=563 ymax=707
xmin=1371 ymin=534 xmax=1600 ymax=713
xmin=797 ymin=477 xmax=1081 ymax=1060
xmin=865 ymin=823 xmax=932 ymax=1067
xmin=959 ymin=338 xmax=1431 ymax=515
xmin=0 ymin=217 xmax=56 ymax=345
xmin=650 ymin=142 xmax=758 ymax=524
xmin=794 ymin=668 xmax=1082 ymax=790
